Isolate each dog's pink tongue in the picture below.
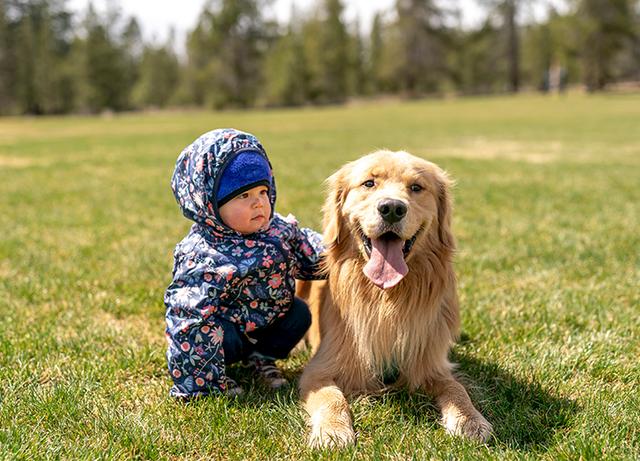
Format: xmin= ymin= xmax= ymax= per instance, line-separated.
xmin=363 ymin=238 xmax=408 ymax=289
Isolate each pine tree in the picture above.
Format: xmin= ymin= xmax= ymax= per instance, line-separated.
xmin=0 ymin=0 xmax=16 ymax=113
xmin=71 ymin=3 xmax=134 ymax=112
xmin=519 ymin=6 xmax=579 ymax=92
xmin=179 ymin=21 xmax=211 ymax=106
xmin=7 ymin=0 xmax=73 ymax=114
xmin=503 ymin=0 xmax=519 ymax=92
xmin=121 ymin=17 xmax=142 ymax=107
xmin=184 ymin=0 xmax=271 ymax=109
xmin=132 ymin=34 xmax=179 ymax=108
xmin=576 ymin=0 xmax=636 ymax=91
xmin=319 ymin=0 xmax=349 ymax=102
xmin=453 ymin=20 xmax=502 ymax=94
xmin=394 ymin=0 xmax=449 ymax=95
xmin=263 ymin=18 xmax=310 ymax=107
xmin=349 ymin=18 xmax=366 ymax=96
xmin=14 ymin=2 xmax=38 ymax=113
xmin=368 ymin=12 xmax=384 ymax=94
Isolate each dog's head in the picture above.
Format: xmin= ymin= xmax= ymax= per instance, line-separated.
xmin=323 ymin=150 xmax=454 ymax=289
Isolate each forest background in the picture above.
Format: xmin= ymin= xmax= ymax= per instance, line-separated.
xmin=1 ymin=0 xmax=639 ymax=115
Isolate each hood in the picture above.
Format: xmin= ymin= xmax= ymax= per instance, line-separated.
xmin=171 ymin=128 xmax=276 ymax=235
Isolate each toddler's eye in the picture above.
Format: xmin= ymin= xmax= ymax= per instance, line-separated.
xmin=410 ymin=184 xmax=423 ymax=192
xmin=362 ymin=180 xmax=375 ymax=188
xmin=240 ymin=192 xmax=249 ymax=199
xmin=260 ymin=189 xmax=269 ymax=195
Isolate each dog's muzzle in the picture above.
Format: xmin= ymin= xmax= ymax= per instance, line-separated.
xmin=358 ymin=225 xmax=424 ymax=290
xmin=360 ymin=229 xmax=419 ymax=258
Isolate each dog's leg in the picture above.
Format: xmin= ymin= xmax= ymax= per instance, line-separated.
xmin=299 ymin=360 xmax=356 ymax=448
xmin=424 ymin=374 xmax=492 ymax=442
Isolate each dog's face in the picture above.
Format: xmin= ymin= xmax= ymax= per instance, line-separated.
xmin=324 ymin=150 xmax=453 ymax=289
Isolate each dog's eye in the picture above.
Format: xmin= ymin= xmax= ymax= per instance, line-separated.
xmin=362 ymin=180 xmax=375 ymax=188
xmin=410 ymin=184 xmax=423 ymax=192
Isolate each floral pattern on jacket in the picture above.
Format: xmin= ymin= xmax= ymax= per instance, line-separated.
xmin=164 ymin=128 xmax=324 ymax=398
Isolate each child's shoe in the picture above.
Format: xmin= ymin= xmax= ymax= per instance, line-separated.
xmin=225 ymin=376 xmax=244 ymax=397
xmin=246 ymin=353 xmax=288 ymax=389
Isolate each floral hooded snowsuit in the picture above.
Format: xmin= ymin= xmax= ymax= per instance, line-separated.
xmin=165 ymin=128 xmax=324 ymax=397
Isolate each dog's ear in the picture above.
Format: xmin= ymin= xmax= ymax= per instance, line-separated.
xmin=435 ymin=169 xmax=455 ymax=252
xmin=322 ymin=165 xmax=351 ymax=250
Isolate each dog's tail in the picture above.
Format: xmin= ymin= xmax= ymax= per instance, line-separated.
xmin=295 ymin=280 xmax=312 ymax=301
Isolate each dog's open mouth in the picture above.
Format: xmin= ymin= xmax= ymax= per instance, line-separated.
xmin=359 ymin=228 xmax=421 ymax=290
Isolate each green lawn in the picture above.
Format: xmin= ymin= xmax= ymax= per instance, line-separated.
xmin=1 ymin=93 xmax=639 ymax=460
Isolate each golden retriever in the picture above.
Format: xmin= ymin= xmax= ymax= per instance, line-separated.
xmin=298 ymin=150 xmax=492 ymax=448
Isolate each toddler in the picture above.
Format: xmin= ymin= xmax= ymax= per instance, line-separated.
xmin=165 ymin=128 xmax=324 ymax=399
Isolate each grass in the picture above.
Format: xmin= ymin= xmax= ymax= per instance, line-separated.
xmin=1 ymin=92 xmax=639 ymax=460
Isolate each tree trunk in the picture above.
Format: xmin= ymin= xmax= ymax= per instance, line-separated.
xmin=505 ymin=0 xmax=519 ymax=92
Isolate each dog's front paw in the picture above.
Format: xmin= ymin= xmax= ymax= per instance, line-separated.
xmin=308 ymin=407 xmax=356 ymax=449
xmin=442 ymin=410 xmax=492 ymax=443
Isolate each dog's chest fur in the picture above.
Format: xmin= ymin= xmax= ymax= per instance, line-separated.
xmin=331 ymin=260 xmax=449 ymax=384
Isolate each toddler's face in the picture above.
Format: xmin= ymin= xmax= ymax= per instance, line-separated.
xmin=219 ymin=185 xmax=271 ymax=234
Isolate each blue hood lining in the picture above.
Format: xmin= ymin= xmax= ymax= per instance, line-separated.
xmin=211 ymin=147 xmax=276 ymax=227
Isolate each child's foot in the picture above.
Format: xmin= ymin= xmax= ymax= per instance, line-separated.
xmin=247 ymin=354 xmax=288 ymax=389
xmin=225 ymin=376 xmax=244 ymax=397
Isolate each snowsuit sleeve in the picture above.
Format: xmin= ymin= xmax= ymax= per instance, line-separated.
xmin=164 ymin=241 xmax=234 ymax=397
xmin=290 ymin=224 xmax=326 ymax=281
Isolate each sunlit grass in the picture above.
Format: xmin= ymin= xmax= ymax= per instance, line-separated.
xmin=1 ymin=93 xmax=639 ymax=459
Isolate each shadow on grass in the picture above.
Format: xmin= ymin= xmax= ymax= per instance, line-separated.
xmin=358 ymin=348 xmax=578 ymax=452
xmin=450 ymin=347 xmax=578 ymax=452
xmin=185 ymin=344 xmax=577 ymax=454
xmin=222 ymin=358 xmax=306 ymax=406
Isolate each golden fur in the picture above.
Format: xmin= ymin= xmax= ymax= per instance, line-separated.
xmin=298 ymin=150 xmax=492 ymax=448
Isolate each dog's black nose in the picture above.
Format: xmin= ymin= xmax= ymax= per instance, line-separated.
xmin=377 ymin=199 xmax=407 ymax=224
